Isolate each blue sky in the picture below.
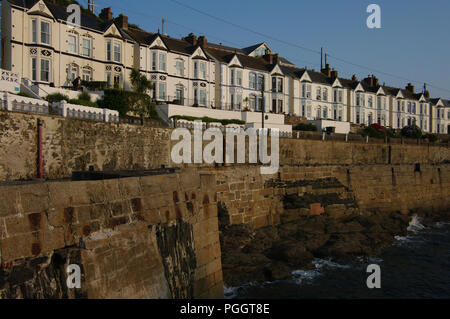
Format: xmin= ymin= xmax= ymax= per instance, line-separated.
xmin=88 ymin=0 xmax=450 ymax=98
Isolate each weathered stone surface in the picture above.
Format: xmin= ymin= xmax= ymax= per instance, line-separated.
xmin=0 ymin=171 xmax=223 ymax=299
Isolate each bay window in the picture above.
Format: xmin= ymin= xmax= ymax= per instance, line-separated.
xmin=159 ymin=53 xmax=166 ymax=71
xmin=68 ymin=35 xmax=77 ymax=54
xmin=40 ymin=59 xmax=50 ymax=82
xmin=31 ymin=58 xmax=37 ymax=81
xmin=236 ymin=70 xmax=242 ymax=86
xmin=158 ymin=82 xmax=166 ymax=100
xmin=194 ymin=62 xmax=199 ymax=78
xmin=113 ymin=43 xmax=121 ymax=62
xmin=152 ymin=52 xmax=157 ymax=70
xmin=31 ymin=19 xmax=37 ymax=43
xmin=176 ymin=60 xmax=184 ymax=76
xmin=199 ymin=62 xmax=206 ymax=79
xmin=40 ymin=21 xmax=51 ymax=45
xmin=199 ymin=90 xmax=207 ymax=106
xmin=249 ymin=73 xmax=256 ymax=89
xmin=82 ymin=38 xmax=92 ymax=57
xmin=106 ymin=41 xmax=112 ymax=61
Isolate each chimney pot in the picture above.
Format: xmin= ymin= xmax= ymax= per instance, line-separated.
xmin=115 ymin=14 xmax=128 ymax=30
xmin=100 ymin=7 xmax=113 ymax=21
xmin=198 ymin=36 xmax=207 ymax=48
xmin=406 ymin=83 xmax=415 ymax=93
xmin=183 ymin=33 xmax=197 ymax=46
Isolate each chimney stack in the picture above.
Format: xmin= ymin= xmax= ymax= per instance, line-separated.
xmin=115 ymin=14 xmax=128 ymax=30
xmin=351 ymin=74 xmax=358 ymax=82
xmin=423 ymin=83 xmax=430 ymax=98
xmin=183 ymin=33 xmax=197 ymax=46
xmin=198 ymin=36 xmax=207 ymax=48
xmin=267 ymin=53 xmax=279 ymax=65
xmin=99 ymin=7 xmax=113 ymax=21
xmin=321 ymin=63 xmax=331 ymax=77
xmin=330 ymin=68 xmax=338 ymax=79
xmin=406 ymin=83 xmax=415 ymax=93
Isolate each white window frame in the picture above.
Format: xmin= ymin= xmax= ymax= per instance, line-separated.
xmin=113 ymin=42 xmax=121 ymax=63
xmin=31 ymin=19 xmax=37 ymax=43
xmin=68 ymin=34 xmax=78 ymax=54
xmin=40 ymin=59 xmax=51 ymax=83
xmin=40 ymin=20 xmax=51 ymax=45
xmin=82 ymin=38 xmax=92 ymax=57
xmin=159 ymin=52 xmax=167 ymax=71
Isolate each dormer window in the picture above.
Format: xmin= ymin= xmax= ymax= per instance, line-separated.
xmin=254 ymin=47 xmax=267 ymax=57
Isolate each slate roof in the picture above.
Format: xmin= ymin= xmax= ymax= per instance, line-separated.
xmin=10 ymin=0 xmax=115 ymax=33
xmin=241 ymin=42 xmax=265 ymax=55
xmin=205 ymin=47 xmax=270 ymax=71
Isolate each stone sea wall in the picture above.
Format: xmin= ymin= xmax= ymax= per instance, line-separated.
xmin=0 ymin=111 xmax=449 ymax=297
xmin=0 ymin=111 xmax=448 ymax=182
xmin=0 ymin=171 xmax=223 ymax=299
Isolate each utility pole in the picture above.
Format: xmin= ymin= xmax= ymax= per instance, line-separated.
xmin=162 ymin=18 xmax=165 ymax=35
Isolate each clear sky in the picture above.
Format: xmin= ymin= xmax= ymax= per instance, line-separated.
xmin=87 ymin=0 xmax=450 ymax=99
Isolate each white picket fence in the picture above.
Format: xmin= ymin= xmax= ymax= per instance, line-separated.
xmin=1 ymin=92 xmax=49 ymax=114
xmin=0 ymin=92 xmax=119 ymax=123
xmin=52 ymin=100 xmax=119 ymax=123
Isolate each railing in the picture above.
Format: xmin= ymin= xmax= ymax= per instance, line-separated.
xmin=1 ymin=92 xmax=49 ymax=114
xmin=52 ymin=100 xmax=119 ymax=123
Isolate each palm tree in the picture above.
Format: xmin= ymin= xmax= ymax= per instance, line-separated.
xmin=129 ymin=69 xmax=155 ymax=123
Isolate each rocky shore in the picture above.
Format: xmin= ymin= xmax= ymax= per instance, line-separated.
xmin=220 ymin=193 xmax=450 ymax=287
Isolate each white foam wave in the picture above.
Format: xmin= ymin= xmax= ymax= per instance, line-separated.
xmin=291 ymin=269 xmax=321 ymax=285
xmin=313 ymin=258 xmax=352 ymax=270
xmin=407 ymin=214 xmax=426 ymax=232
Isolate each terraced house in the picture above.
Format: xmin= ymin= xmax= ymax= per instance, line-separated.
xmin=1 ymin=0 xmax=449 ymax=134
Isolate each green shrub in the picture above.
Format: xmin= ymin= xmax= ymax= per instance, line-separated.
xmin=78 ymin=91 xmax=91 ymax=102
xmin=68 ymin=99 xmax=98 ymax=108
xmin=401 ymin=125 xmax=422 ymax=139
xmin=81 ymin=81 xmax=108 ymax=91
xmin=97 ymin=89 xmax=159 ymax=120
xmin=293 ymin=123 xmax=317 ymax=132
xmin=423 ymin=133 xmax=438 ymax=142
xmin=360 ymin=125 xmax=385 ymax=139
xmin=97 ymin=89 xmax=130 ymax=116
xmin=46 ymin=93 xmax=69 ymax=103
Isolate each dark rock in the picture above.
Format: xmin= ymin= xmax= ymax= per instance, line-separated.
xmin=264 ymin=262 xmax=291 ymax=281
xmin=267 ymin=242 xmax=314 ymax=266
